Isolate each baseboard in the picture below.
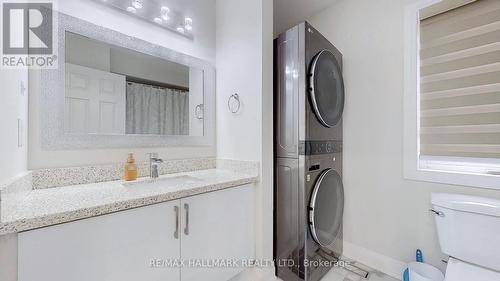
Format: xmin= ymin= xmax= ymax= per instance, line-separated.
xmin=343 ymin=241 xmax=406 ymax=280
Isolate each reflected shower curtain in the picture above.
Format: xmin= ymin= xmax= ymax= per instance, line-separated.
xmin=126 ymin=82 xmax=189 ymax=135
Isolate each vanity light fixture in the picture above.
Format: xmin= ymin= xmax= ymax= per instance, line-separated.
xmin=184 ymin=17 xmax=193 ymax=31
xmin=126 ymin=6 xmax=136 ymax=13
xmin=131 ymin=0 xmax=143 ymax=9
xmin=92 ymin=0 xmax=192 ymax=38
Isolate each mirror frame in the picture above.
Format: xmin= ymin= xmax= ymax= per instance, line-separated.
xmin=39 ymin=13 xmax=215 ymax=150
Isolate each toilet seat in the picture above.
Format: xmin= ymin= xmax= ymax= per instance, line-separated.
xmin=445 ymin=258 xmax=500 ymax=281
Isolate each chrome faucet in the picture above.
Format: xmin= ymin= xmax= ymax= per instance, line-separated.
xmin=148 ymin=153 xmax=164 ymax=179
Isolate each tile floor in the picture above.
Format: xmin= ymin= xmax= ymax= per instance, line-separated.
xmin=231 ymin=259 xmax=399 ymax=281
xmin=321 ymin=263 xmax=398 ymax=281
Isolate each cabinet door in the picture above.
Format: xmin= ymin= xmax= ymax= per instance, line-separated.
xmin=18 ymin=200 xmax=181 ymax=281
xmin=180 ymin=184 xmax=255 ymax=281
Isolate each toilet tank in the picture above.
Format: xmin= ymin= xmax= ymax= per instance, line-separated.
xmin=432 ymin=193 xmax=500 ymax=272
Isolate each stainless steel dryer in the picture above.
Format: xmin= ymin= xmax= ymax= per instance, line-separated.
xmin=274 ymin=22 xmax=345 ymax=281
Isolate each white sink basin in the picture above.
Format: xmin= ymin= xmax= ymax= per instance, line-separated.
xmin=123 ymin=175 xmax=203 ymax=188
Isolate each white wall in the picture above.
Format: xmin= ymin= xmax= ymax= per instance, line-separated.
xmin=215 ymin=0 xmax=274 ymax=262
xmin=0 ymin=69 xmax=28 ymax=183
xmin=215 ymin=0 xmax=263 ymax=162
xmin=0 ymin=63 xmax=28 ymax=281
xmin=66 ymin=32 xmax=191 ymax=88
xmin=308 ymin=0 xmax=500 ymax=277
xmin=109 ymin=48 xmax=189 ymax=88
xmin=260 ymin=0 xmax=274 ymax=264
xmin=0 ymin=17 xmax=29 ymax=281
xmin=65 ymin=32 xmax=111 ymax=72
xmin=273 ymin=0 xmax=339 ymax=36
xmin=28 ymin=0 xmax=216 ymax=169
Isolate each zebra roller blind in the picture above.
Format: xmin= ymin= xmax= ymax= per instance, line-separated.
xmin=419 ymin=0 xmax=500 ymax=160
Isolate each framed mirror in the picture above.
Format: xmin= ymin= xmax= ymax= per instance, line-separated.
xmin=39 ymin=13 xmax=215 ymax=150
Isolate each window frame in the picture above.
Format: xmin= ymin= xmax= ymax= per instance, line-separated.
xmin=403 ymin=0 xmax=500 ymax=189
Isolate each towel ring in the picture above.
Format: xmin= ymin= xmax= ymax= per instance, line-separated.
xmin=195 ymin=104 xmax=204 ymax=120
xmin=228 ymin=93 xmax=241 ymax=114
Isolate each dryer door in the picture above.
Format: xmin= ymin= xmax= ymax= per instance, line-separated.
xmin=309 ymin=168 xmax=344 ymax=247
xmin=309 ymin=50 xmax=345 ymax=128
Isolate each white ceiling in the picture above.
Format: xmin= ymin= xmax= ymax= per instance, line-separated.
xmin=274 ymin=0 xmax=339 ymax=36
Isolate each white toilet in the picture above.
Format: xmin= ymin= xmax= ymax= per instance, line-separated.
xmin=432 ymin=193 xmax=500 ymax=281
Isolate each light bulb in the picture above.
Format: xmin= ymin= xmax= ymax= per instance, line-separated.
xmin=161 ymin=6 xmax=170 ymax=15
xmin=184 ymin=17 xmax=193 ymax=31
xmin=160 ymin=6 xmax=170 ymax=20
xmin=126 ymin=6 xmax=136 ymax=13
xmin=131 ymin=0 xmax=143 ymax=9
xmin=153 ymin=17 xmax=162 ymax=24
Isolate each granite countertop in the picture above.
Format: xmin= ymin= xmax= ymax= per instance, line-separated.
xmin=0 ymin=168 xmax=258 ymax=235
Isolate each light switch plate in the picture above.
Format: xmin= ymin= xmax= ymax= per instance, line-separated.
xmin=18 ymin=118 xmax=24 ymax=147
xmin=20 ymin=80 xmax=26 ymax=96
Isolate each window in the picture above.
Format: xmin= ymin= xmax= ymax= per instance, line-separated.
xmin=404 ymin=0 xmax=500 ymax=189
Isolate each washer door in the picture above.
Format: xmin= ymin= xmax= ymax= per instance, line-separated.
xmin=309 ymin=169 xmax=344 ymax=247
xmin=309 ymin=50 xmax=345 ymax=128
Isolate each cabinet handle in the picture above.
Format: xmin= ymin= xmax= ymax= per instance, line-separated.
xmin=429 ymin=209 xmax=445 ymax=217
xmin=184 ymin=203 xmax=189 ymax=235
xmin=174 ymin=206 xmax=179 ymax=239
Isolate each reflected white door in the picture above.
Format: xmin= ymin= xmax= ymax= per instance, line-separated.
xmin=65 ymin=63 xmax=126 ymax=134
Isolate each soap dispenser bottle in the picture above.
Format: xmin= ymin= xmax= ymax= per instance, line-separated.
xmin=124 ymin=153 xmax=138 ymax=181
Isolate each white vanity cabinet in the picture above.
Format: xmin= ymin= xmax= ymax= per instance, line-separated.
xmin=180 ymin=183 xmax=255 ymax=281
xmin=18 ymin=200 xmax=181 ymax=281
xmin=17 ymin=184 xmax=254 ymax=281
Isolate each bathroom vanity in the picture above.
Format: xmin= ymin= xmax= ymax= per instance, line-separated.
xmin=18 ymin=184 xmax=254 ymax=281
xmin=1 ymin=165 xmax=258 ymax=281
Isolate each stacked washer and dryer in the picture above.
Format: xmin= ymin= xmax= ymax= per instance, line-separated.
xmin=274 ymin=22 xmax=345 ymax=281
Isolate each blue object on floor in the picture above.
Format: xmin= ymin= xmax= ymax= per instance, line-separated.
xmin=403 ymin=262 xmax=445 ymax=281
xmin=403 ymin=268 xmax=410 ymax=281
xmin=416 ymin=249 xmax=423 ymax=263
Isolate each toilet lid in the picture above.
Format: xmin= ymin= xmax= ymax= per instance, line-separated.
xmin=446 ymin=258 xmax=500 ymax=281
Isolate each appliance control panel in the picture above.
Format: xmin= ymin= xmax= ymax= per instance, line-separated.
xmin=299 ymin=140 xmax=342 ymax=155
